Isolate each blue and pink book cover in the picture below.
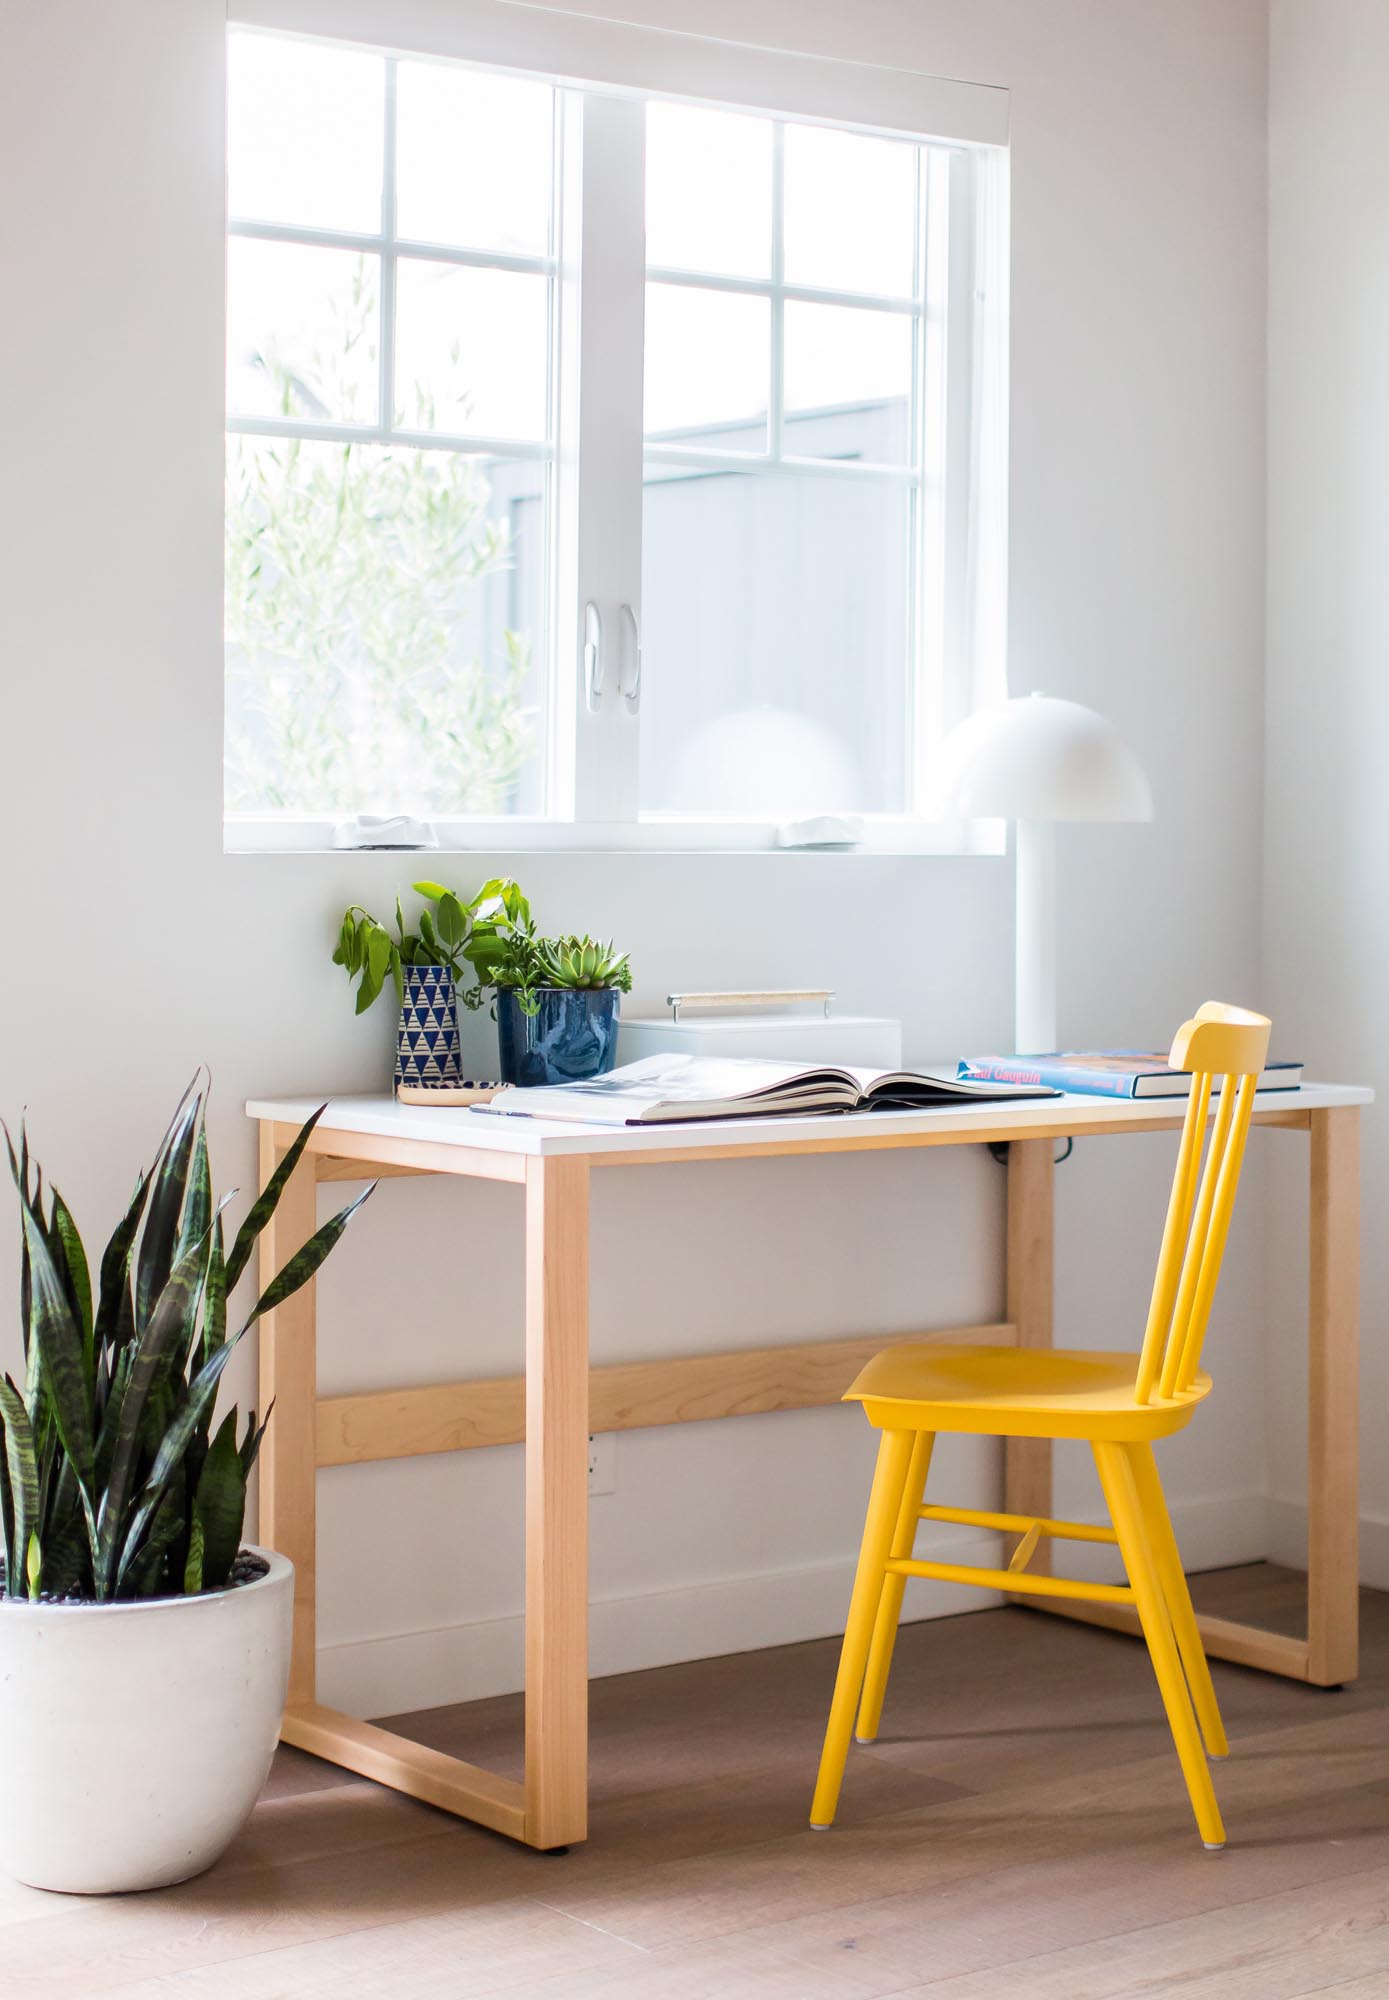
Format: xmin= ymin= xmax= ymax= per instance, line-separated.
xmin=957 ymin=1052 xmax=1302 ymax=1099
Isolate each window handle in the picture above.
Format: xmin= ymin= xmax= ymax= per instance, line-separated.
xmin=584 ymin=602 xmax=604 ymax=712
xmin=619 ymin=602 xmax=641 ymax=713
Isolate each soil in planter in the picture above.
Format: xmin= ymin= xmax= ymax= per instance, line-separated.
xmin=0 ymin=1546 xmax=270 ymax=1603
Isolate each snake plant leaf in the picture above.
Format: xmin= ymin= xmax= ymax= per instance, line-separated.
xmin=134 ymin=1082 xmax=203 ymax=1331
xmin=4 ymin=1122 xmax=36 ymax=1383
xmin=94 ymin=1231 xmax=211 ymax=1597
xmin=183 ymin=1513 xmax=205 ymax=1596
xmin=240 ymin=1184 xmax=375 ymax=1331
xmin=115 ymin=1338 xmax=239 ymax=1593
xmin=175 ymin=1111 xmax=213 ymax=1278
xmin=37 ymin=1464 xmax=91 ymax=1599
xmin=239 ymin=1403 xmax=272 ymax=1478
xmin=93 ymin=1170 xmax=150 ymax=1362
xmin=50 ymin=1189 xmax=94 ymax=1361
xmin=0 ymin=1437 xmax=12 ymax=1588
xmin=93 ymin=1343 xmax=135 ymax=1493
xmin=0 ymin=1377 xmax=39 ymax=1600
xmin=120 ymin=1475 xmax=185 ymax=1600
xmin=191 ymin=1410 xmax=246 ymax=1590
xmin=225 ymin=1105 xmax=327 ymax=1293
xmin=24 ymin=1531 xmax=40 ymax=1600
xmin=203 ymin=1212 xmax=227 ymax=1366
xmin=18 ymin=1198 xmax=94 ymax=1504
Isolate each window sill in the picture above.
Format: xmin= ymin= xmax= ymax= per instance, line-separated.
xmin=223 ymin=815 xmax=1006 ymax=858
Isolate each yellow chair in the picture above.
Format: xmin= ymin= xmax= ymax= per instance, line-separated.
xmin=810 ymin=1001 xmax=1272 ymax=1850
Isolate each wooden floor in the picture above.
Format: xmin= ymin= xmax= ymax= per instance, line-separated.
xmin=6 ymin=1565 xmax=1389 ymax=1999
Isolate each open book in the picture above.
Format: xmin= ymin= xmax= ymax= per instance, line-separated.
xmin=471 ymin=1054 xmax=1061 ymax=1127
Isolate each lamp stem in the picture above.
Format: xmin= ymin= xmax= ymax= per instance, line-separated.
xmin=1014 ymin=819 xmax=1057 ymax=1054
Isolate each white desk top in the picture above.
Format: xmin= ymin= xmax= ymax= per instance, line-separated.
xmin=247 ymin=1081 xmax=1373 ymax=1162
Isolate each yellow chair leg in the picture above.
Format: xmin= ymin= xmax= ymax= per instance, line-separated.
xmin=1093 ymin=1441 xmax=1226 ymax=1850
xmin=810 ymin=1428 xmax=915 ymax=1829
xmin=1129 ymin=1443 xmax=1228 ymax=1759
xmin=856 ymin=1431 xmax=934 ymax=1744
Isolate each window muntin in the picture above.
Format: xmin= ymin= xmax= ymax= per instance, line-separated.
xmin=638 ymin=106 xmax=931 ymax=819
xmin=225 ymin=32 xmax=555 ymax=819
xmin=224 ymin=28 xmax=1002 ymax=849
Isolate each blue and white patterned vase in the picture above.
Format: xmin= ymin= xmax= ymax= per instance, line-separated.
xmin=395 ymin=964 xmax=463 ymax=1090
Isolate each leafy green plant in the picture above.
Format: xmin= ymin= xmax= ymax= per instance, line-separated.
xmin=333 ymin=882 xmax=478 ymax=1016
xmin=331 ymin=875 xmax=633 ymax=1021
xmin=462 ymin=879 xmax=631 ymax=1014
xmin=0 ymin=1084 xmax=371 ymax=1603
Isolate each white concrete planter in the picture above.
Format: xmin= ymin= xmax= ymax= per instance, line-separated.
xmin=0 ymin=1547 xmax=293 ymax=1894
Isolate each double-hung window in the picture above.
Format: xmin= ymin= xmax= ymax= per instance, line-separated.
xmin=224 ymin=6 xmax=1009 ymax=852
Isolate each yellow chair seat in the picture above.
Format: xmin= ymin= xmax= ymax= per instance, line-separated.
xmin=846 ymin=1342 xmax=1212 ymax=1442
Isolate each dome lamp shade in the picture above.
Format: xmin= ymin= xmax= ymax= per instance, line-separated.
xmin=930 ymin=694 xmax=1154 ymax=824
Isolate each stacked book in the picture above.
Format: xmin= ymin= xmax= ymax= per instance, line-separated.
xmin=957 ymin=1052 xmax=1302 ymax=1099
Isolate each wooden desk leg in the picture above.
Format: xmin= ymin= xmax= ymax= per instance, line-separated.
xmin=257 ymin=1124 xmax=319 ymax=1708
xmin=1004 ymin=1140 xmax=1056 ymax=1572
xmin=1307 ymin=1106 xmax=1360 ymax=1686
xmin=523 ymin=1157 xmax=591 ymax=1850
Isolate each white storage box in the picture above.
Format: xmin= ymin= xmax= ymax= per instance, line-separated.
xmin=618 ymin=991 xmax=902 ymax=1068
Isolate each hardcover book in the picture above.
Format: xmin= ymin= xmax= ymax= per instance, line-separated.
xmin=473 ymin=1054 xmax=1060 ymax=1126
xmin=957 ymin=1052 xmax=1303 ymax=1099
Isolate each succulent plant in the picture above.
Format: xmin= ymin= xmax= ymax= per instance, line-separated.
xmin=532 ymin=935 xmax=632 ymax=992
xmin=0 ymin=1084 xmax=371 ymax=1603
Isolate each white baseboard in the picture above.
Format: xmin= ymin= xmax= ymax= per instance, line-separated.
xmin=1266 ymin=1496 xmax=1389 ymax=1589
xmin=317 ymin=1491 xmax=1270 ymax=1718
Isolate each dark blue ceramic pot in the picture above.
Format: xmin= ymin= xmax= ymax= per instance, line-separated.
xmin=496 ymin=989 xmax=621 ymax=1087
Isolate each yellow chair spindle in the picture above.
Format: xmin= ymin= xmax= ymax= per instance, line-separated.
xmin=1169 ymin=1073 xmax=1258 ymax=1396
xmin=1135 ymin=1071 xmax=1211 ymax=1404
xmin=1157 ymin=1081 xmax=1240 ymax=1401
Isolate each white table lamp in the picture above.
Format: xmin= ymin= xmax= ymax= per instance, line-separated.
xmin=930 ymin=693 xmax=1153 ymax=1053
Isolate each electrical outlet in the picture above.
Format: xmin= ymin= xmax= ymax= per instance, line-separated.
xmin=587 ymin=1432 xmax=616 ymax=1496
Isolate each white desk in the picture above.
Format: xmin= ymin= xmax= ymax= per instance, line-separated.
xmin=248 ymin=1081 xmax=1370 ymax=1850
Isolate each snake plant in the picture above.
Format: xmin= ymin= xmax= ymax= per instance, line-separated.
xmin=0 ymin=1083 xmax=371 ymax=1603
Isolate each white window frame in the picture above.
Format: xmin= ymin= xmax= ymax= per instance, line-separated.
xmin=225 ymin=0 xmax=1010 ymax=858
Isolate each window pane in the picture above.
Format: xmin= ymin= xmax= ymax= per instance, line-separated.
xmin=639 ymin=465 xmax=912 ymax=815
xmin=227 ymin=31 xmax=384 ymax=233
xmin=644 ymin=283 xmax=768 ymax=446
xmin=783 ymin=301 xmax=914 ymax=466
xmin=645 ymin=103 xmax=771 ymax=280
xmin=783 ymin=125 xmax=918 ymax=299
xmin=394 ymin=261 xmax=549 ymax=440
xmin=396 ymin=62 xmax=554 ymax=257
xmin=226 ymin=438 xmax=546 ymax=816
xmin=227 ymin=239 xmax=379 ymax=425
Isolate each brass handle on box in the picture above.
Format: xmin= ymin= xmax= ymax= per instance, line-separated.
xmin=666 ymin=989 xmax=834 ymax=1022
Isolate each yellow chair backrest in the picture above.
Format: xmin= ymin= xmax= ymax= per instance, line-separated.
xmin=1134 ymin=1002 xmax=1273 ymax=1405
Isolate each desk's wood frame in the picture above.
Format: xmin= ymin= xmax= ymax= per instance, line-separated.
xmin=255 ymin=1100 xmax=1359 ymax=1851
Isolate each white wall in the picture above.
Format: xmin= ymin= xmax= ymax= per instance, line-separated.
xmin=0 ymin=0 xmax=1270 ymax=1710
xmin=1264 ymin=0 xmax=1389 ymax=1580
